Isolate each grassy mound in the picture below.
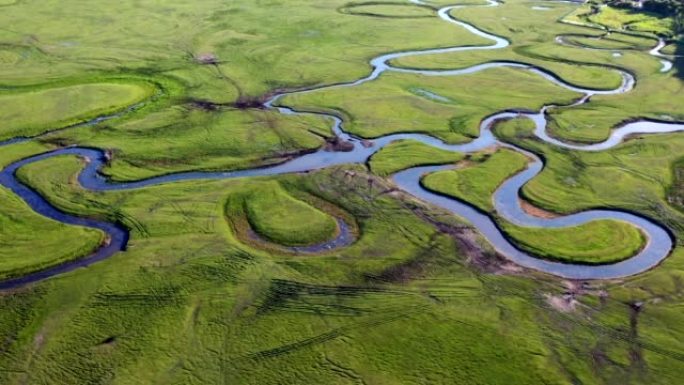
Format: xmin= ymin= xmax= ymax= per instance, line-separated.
xmin=0 ymin=81 xmax=155 ymax=140
xmin=242 ymin=182 xmax=338 ymax=246
xmin=0 ymin=187 xmax=105 ymax=280
xmin=369 ymin=139 xmax=464 ymax=176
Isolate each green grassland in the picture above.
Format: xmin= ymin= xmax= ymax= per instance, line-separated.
xmin=283 ymin=68 xmax=579 ymax=143
xmin=392 ymin=1 xmax=632 ymax=91
xmin=238 ymin=181 xmax=339 ymax=246
xmin=486 ymin=116 xmax=684 ymax=382
xmin=661 ymin=43 xmax=679 ymax=55
xmin=0 ymin=0 xmax=490 ymax=95
xmin=340 ymin=2 xmax=436 ymax=18
xmin=3 ymin=149 xmax=682 ymax=384
xmin=0 ymin=187 xmax=104 ymax=280
xmin=544 ymin=4 xmax=684 ymax=144
xmin=502 ymin=220 xmax=646 ymax=264
xmin=669 ymin=157 xmax=684 ymax=212
xmin=562 ymin=33 xmax=656 ymax=50
xmin=494 ymin=118 xmax=684 ymax=235
xmin=369 ymin=139 xmax=465 ymax=175
xmin=0 ymin=80 xmax=157 ymax=140
xmin=55 ymin=107 xmax=331 ymax=181
xmin=422 ymin=148 xmax=529 ymax=212
xmin=0 ymin=149 xmax=670 ymax=385
xmin=1 ymin=0 xmax=684 ymax=383
xmin=0 ymin=141 xmax=51 ymax=169
xmin=0 ymin=0 xmax=490 ymax=176
xmin=421 ymin=146 xmax=647 ymax=264
xmin=392 ymin=0 xmax=683 ymax=144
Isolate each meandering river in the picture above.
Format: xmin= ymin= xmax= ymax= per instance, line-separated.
xmin=1 ymin=0 xmax=683 ymax=289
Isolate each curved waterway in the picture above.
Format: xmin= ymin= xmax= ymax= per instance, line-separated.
xmin=1 ymin=0 xmax=684 ymax=288
xmin=555 ymin=32 xmax=674 ymax=73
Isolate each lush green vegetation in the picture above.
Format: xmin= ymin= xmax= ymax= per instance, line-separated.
xmin=422 ymin=148 xmax=529 ymax=212
xmin=502 ymin=220 xmax=646 ymax=264
xmin=661 ymin=43 xmax=679 ymax=54
xmin=392 ymin=1 xmax=629 ymax=91
xmin=284 ymin=69 xmax=579 ymax=143
xmin=421 ymin=145 xmax=647 ymax=264
xmin=369 ymin=139 xmax=464 ymax=175
xmin=0 ymin=0 xmax=488 ymax=94
xmin=562 ymin=33 xmax=655 ymax=50
xmin=69 ymin=107 xmax=330 ymax=181
xmin=0 ymin=187 xmax=104 ymax=280
xmin=238 ymin=181 xmax=339 ymax=246
xmin=1 ymin=0 xmax=684 ymax=383
xmin=494 ymin=117 xmax=684 ymax=234
xmin=0 ymin=80 xmax=156 ymax=140
xmin=7 ymin=149 xmax=658 ymax=385
xmin=669 ymin=157 xmax=684 ymax=212
xmin=395 ymin=0 xmax=683 ymax=144
xmin=340 ymin=2 xmax=436 ymax=18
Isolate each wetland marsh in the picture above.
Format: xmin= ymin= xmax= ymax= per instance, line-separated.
xmin=1 ymin=0 xmax=683 ymax=383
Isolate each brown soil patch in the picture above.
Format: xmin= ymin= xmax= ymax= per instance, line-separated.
xmin=519 ymin=198 xmax=560 ymax=219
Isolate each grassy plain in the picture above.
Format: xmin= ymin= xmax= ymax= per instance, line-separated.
xmin=669 ymin=157 xmax=684 ymax=212
xmin=369 ymin=139 xmax=464 ymax=175
xmin=1 ymin=0 xmax=684 ymax=383
xmin=283 ymin=68 xmax=579 ymax=143
xmin=661 ymin=43 xmax=679 ymax=55
xmin=340 ymin=2 xmax=436 ymax=18
xmin=7 ymin=150 xmax=684 ymax=384
xmin=0 ymin=187 xmax=104 ymax=280
xmin=393 ymin=0 xmax=683 ymax=144
xmin=0 ymin=0 xmax=489 ymax=95
xmin=61 ymin=107 xmax=330 ymax=181
xmin=0 ymin=151 xmax=651 ymax=385
xmin=422 ymin=148 xmax=529 ymax=212
xmin=0 ymin=80 xmax=156 ymax=140
xmin=494 ymin=117 xmax=684 ymax=235
xmin=562 ymin=33 xmax=655 ymax=50
xmin=392 ymin=1 xmax=631 ymax=91
xmin=502 ymin=220 xmax=646 ymax=264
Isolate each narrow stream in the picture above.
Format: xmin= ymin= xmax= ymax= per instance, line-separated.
xmin=1 ymin=0 xmax=683 ymax=288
